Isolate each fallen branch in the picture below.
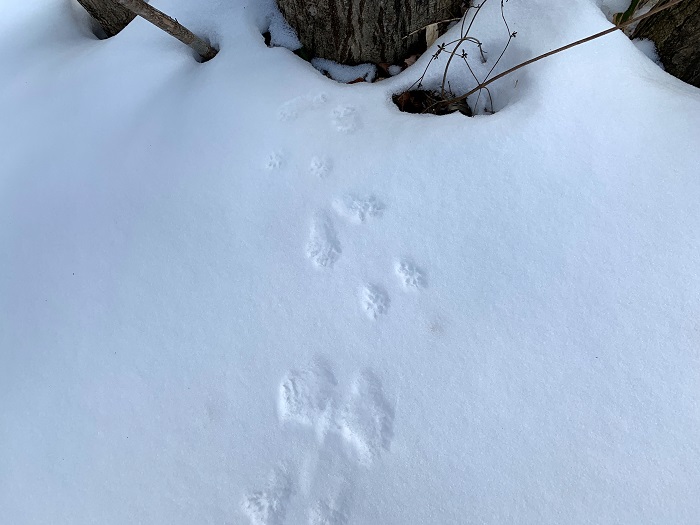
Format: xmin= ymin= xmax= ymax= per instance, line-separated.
xmin=115 ymin=0 xmax=218 ymax=61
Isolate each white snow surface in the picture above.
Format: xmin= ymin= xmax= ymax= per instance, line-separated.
xmin=1 ymin=0 xmax=700 ymax=524
xmin=311 ymin=58 xmax=377 ymax=84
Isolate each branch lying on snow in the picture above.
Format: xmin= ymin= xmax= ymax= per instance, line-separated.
xmin=115 ymin=0 xmax=218 ymax=61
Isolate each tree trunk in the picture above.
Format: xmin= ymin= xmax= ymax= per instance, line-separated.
xmin=76 ymin=0 xmax=137 ymax=37
xmin=632 ymin=0 xmax=700 ymax=87
xmin=277 ymin=0 xmax=464 ymax=64
xmin=77 ymin=0 xmax=217 ymax=61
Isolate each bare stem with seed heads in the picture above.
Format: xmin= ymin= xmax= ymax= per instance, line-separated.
xmin=436 ymin=0 xmax=687 ymax=111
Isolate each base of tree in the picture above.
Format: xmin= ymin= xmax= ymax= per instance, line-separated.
xmin=276 ymin=0 xmax=464 ymax=64
xmin=632 ymin=0 xmax=700 ymax=88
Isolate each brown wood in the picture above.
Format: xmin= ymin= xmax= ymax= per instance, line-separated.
xmin=75 ymin=0 xmax=136 ymax=37
xmin=633 ymin=0 xmax=700 ymax=87
xmin=114 ymin=0 xmax=218 ymax=61
xmin=277 ymin=0 xmax=464 ymax=64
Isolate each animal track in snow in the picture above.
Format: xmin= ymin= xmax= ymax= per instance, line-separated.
xmin=336 ymin=370 xmax=395 ymax=466
xmin=306 ymin=213 xmax=341 ymax=269
xmin=276 ymin=362 xmax=395 ymax=466
xmin=242 ymin=467 xmax=294 ymax=525
xmin=246 ymin=363 xmax=394 ymax=524
xmin=309 ymin=157 xmax=332 ymax=179
xmin=278 ymin=359 xmax=338 ymax=440
xmin=360 ymin=285 xmax=389 ymax=320
xmin=265 ymin=152 xmax=284 ymax=170
xmin=308 ymin=497 xmax=350 ymax=525
xmin=395 ymin=260 xmax=427 ymax=290
xmin=333 ymin=195 xmax=384 ymax=224
xmin=331 ymin=105 xmax=360 ymax=133
xmin=279 ymin=93 xmax=329 ymax=121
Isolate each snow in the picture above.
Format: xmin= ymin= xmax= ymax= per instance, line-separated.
xmin=1 ymin=0 xmax=699 ymax=524
xmin=388 ymin=65 xmax=402 ymax=76
xmin=632 ymin=38 xmax=663 ymax=66
xmin=267 ymin=8 xmax=301 ymax=50
xmin=310 ymin=58 xmax=377 ymax=84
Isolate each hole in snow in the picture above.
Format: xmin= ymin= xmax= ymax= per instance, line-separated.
xmin=192 ymin=36 xmax=220 ymax=63
xmin=392 ymin=90 xmax=473 ymax=116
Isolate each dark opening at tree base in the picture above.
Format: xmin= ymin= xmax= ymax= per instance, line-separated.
xmin=392 ymin=90 xmax=473 ymax=116
xmin=193 ymin=41 xmax=219 ymax=63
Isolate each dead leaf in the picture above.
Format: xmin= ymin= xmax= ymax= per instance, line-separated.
xmin=425 ymin=24 xmax=439 ymax=48
xmin=404 ymin=54 xmax=418 ymax=67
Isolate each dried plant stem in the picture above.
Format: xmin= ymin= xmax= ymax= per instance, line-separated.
xmin=442 ymin=0 xmax=686 ymax=108
xmin=441 ymin=0 xmax=489 ymax=97
xmin=403 ymin=17 xmax=462 ymax=39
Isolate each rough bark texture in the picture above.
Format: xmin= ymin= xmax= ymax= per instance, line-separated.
xmin=633 ymin=0 xmax=700 ymax=87
xmin=277 ymin=0 xmax=464 ymax=64
xmin=76 ymin=0 xmax=137 ymax=37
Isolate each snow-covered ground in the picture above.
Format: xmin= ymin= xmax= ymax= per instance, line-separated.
xmin=1 ymin=0 xmax=699 ymax=523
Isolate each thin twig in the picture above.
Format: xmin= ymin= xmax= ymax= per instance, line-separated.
xmin=407 ymin=51 xmax=441 ymax=91
xmin=462 ymin=0 xmax=487 ymax=37
xmin=441 ymin=36 xmax=482 ymax=48
xmin=403 ymin=17 xmax=462 ymax=39
xmin=441 ymin=0 xmax=488 ymax=97
xmin=499 ymin=0 xmax=511 ymax=37
xmin=483 ymin=31 xmax=515 ymax=83
xmin=461 ymin=52 xmax=480 ymax=85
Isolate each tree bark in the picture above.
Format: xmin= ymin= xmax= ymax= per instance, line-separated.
xmin=632 ymin=0 xmax=700 ymax=87
xmin=76 ymin=0 xmax=137 ymax=37
xmin=277 ymin=0 xmax=464 ymax=64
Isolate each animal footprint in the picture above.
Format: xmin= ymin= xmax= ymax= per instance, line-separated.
xmin=242 ymin=467 xmax=294 ymax=525
xmin=279 ymin=93 xmax=329 ymax=121
xmin=336 ymin=370 xmax=395 ymax=466
xmin=310 ymin=157 xmax=332 ymax=179
xmin=278 ymin=359 xmax=338 ymax=440
xmin=265 ymin=152 xmax=284 ymax=170
xmin=308 ymin=498 xmax=349 ymax=525
xmin=395 ymin=260 xmax=427 ymax=290
xmin=331 ymin=106 xmax=359 ymax=133
xmin=360 ymin=285 xmax=389 ymax=320
xmin=306 ymin=213 xmax=341 ymax=269
xmin=275 ymin=361 xmax=395 ymax=470
xmin=278 ymin=99 xmax=302 ymax=121
xmin=333 ymin=195 xmax=384 ymax=224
